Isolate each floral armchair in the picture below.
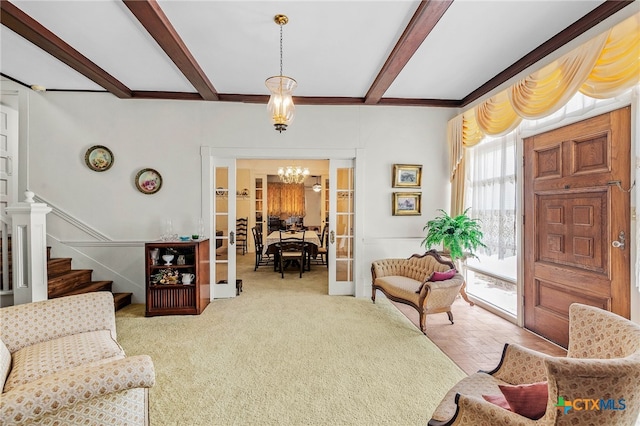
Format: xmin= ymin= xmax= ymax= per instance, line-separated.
xmin=428 ymin=303 xmax=640 ymax=425
xmin=0 ymin=292 xmax=155 ymax=425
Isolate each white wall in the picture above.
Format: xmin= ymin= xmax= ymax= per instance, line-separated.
xmin=2 ymin=81 xmax=454 ymax=303
xmin=5 ymin=80 xmax=635 ymax=325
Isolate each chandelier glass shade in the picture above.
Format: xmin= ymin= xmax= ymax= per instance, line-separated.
xmin=312 ymin=177 xmax=322 ymax=192
xmin=266 ymin=76 xmax=297 ymax=132
xmin=278 ymin=166 xmax=309 ymax=184
xmin=266 ymin=14 xmax=296 ymax=133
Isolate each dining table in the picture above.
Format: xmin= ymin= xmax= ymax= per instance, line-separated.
xmin=265 ymin=230 xmax=322 ymax=270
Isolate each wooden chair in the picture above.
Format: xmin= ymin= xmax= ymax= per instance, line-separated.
xmin=310 ymin=223 xmax=328 ymax=266
xmin=251 ymin=225 xmax=273 ymax=270
xmin=317 ymin=224 xmax=328 ymax=266
xmin=236 ymin=217 xmax=248 ymax=255
xmin=276 ymin=230 xmax=306 ymax=278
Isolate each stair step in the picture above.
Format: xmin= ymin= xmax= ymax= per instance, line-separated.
xmin=48 ymin=269 xmax=94 ymax=298
xmin=51 ymin=281 xmax=113 ymax=298
xmin=113 ymin=292 xmax=133 ymax=311
xmin=47 ymin=258 xmax=73 ymax=278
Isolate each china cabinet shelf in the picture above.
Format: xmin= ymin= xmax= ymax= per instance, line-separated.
xmin=144 ymin=240 xmax=210 ymax=317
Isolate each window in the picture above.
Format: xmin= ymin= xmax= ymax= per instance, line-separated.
xmin=466 ymin=132 xmax=517 ymax=315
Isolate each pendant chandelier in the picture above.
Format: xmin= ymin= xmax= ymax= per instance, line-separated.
xmin=278 ymin=166 xmax=309 ymax=184
xmin=265 ymin=14 xmax=297 ymax=133
xmin=312 ymin=176 xmax=322 ymax=192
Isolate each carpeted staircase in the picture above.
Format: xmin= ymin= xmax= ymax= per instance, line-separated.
xmin=47 ymin=247 xmax=132 ymax=310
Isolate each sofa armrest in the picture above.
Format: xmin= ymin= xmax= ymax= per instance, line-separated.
xmin=0 ymin=355 xmax=155 ymax=424
xmin=489 ymin=343 xmax=550 ymax=384
xmin=0 ymin=292 xmax=116 ymax=353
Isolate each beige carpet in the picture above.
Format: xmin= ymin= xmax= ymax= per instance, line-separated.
xmin=116 ymin=255 xmax=466 ymax=425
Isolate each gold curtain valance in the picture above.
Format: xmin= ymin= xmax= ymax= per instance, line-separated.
xmin=459 ymin=13 xmax=639 ymax=145
xmin=267 ymin=182 xmax=306 ymax=218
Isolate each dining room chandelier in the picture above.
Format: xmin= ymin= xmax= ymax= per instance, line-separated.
xmin=277 ymin=166 xmax=309 ymax=184
xmin=265 ymin=14 xmax=297 ymax=133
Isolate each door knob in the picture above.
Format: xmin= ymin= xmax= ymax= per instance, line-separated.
xmin=230 ymin=231 xmax=235 ymax=245
xmin=330 ymin=230 xmax=335 ymax=244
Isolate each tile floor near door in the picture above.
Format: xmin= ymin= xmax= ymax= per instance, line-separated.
xmin=390 ymin=298 xmax=567 ymax=375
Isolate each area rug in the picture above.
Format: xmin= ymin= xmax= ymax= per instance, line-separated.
xmin=116 ymin=259 xmax=466 ymax=425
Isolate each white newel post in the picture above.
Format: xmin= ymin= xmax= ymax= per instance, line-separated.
xmin=5 ymin=190 xmax=52 ymax=305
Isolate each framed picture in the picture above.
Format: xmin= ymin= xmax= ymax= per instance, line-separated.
xmin=392 ymin=192 xmax=421 ymax=216
xmin=135 ymin=168 xmax=162 ymax=194
xmin=84 ymin=145 xmax=114 ymax=172
xmin=392 ymin=164 xmax=422 ymax=188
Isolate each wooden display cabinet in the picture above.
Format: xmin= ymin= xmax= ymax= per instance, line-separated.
xmin=145 ymin=240 xmax=210 ymax=316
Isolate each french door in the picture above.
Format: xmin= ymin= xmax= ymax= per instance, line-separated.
xmin=212 ymin=159 xmax=237 ymax=299
xmin=328 ymin=160 xmax=355 ymax=295
xmin=207 ymin=151 xmax=359 ymax=298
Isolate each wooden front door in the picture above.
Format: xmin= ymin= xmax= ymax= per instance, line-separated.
xmin=523 ymin=107 xmax=631 ymax=348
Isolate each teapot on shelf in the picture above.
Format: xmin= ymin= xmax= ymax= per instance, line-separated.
xmin=181 ymin=273 xmax=195 ymax=285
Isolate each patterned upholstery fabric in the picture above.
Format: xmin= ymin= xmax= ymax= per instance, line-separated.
xmin=428 ymin=303 xmax=640 ymax=426
xmin=0 ymin=339 xmax=11 ymax=388
xmin=0 ymin=292 xmax=155 ymax=425
xmin=4 ymin=329 xmax=125 ymax=391
xmin=0 ymin=292 xmax=117 ymax=353
xmin=371 ymin=251 xmax=464 ymax=333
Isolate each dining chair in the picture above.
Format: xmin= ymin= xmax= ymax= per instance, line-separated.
xmin=236 ymin=217 xmax=248 ymax=255
xmin=311 ymin=224 xmax=328 ymax=266
xmin=251 ymin=225 xmax=273 ymax=270
xmin=277 ymin=230 xmax=306 ymax=278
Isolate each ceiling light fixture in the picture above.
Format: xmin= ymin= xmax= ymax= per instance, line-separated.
xmin=312 ymin=177 xmax=322 ymax=192
xmin=278 ymin=166 xmax=309 ymax=184
xmin=265 ymin=14 xmax=297 ymax=133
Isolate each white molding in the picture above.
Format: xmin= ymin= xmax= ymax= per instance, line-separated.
xmin=33 ymin=194 xmax=111 ymax=241
xmin=59 ymin=240 xmax=147 ymax=247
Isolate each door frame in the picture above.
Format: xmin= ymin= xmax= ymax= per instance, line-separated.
xmin=200 ymin=146 xmax=366 ymax=299
xmin=515 ymin=92 xmax=638 ymax=327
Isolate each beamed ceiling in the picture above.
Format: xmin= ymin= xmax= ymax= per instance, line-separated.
xmin=1 ymin=1 xmax=637 ymax=108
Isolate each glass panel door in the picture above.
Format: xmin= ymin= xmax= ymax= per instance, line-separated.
xmin=213 ymin=159 xmax=237 ymax=298
xmin=254 ymin=174 xmax=267 ymax=238
xmin=328 ymin=160 xmax=354 ymax=295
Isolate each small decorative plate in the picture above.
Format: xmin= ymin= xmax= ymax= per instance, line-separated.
xmin=85 ymin=145 xmax=114 ymax=172
xmin=135 ymin=168 xmax=162 ymax=194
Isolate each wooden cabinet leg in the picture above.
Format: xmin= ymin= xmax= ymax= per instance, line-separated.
xmin=459 ymin=281 xmax=475 ymax=306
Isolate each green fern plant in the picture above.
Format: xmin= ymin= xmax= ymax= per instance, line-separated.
xmin=421 ymin=208 xmax=486 ymax=262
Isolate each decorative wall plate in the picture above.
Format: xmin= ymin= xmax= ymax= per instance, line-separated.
xmin=85 ymin=145 xmax=114 ymax=172
xmin=135 ymin=168 xmax=162 ymax=194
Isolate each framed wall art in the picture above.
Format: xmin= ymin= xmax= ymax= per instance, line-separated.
xmin=135 ymin=168 xmax=162 ymax=194
xmin=392 ymin=192 xmax=421 ymax=216
xmin=392 ymin=164 xmax=422 ymax=188
xmin=84 ymin=145 xmax=114 ymax=172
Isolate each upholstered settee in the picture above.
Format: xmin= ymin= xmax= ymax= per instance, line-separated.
xmin=371 ymin=250 xmax=465 ymax=333
xmin=428 ymin=303 xmax=640 ymax=426
xmin=0 ymin=292 xmax=156 ymax=425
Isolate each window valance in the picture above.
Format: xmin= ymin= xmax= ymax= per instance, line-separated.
xmin=460 ymin=13 xmax=639 ymax=145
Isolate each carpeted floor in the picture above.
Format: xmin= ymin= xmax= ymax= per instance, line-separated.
xmin=116 ymin=255 xmax=466 ymax=425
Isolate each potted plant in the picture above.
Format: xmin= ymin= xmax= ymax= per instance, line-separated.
xmin=421 ymin=208 xmax=486 ymax=263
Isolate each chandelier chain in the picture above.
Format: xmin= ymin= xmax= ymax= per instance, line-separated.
xmin=279 ymin=23 xmax=283 ymax=76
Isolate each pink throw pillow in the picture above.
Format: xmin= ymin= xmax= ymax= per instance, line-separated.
xmin=482 ymin=393 xmax=511 ymax=410
xmin=429 ymin=269 xmax=456 ymax=281
xmin=498 ymin=381 xmax=548 ymax=420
